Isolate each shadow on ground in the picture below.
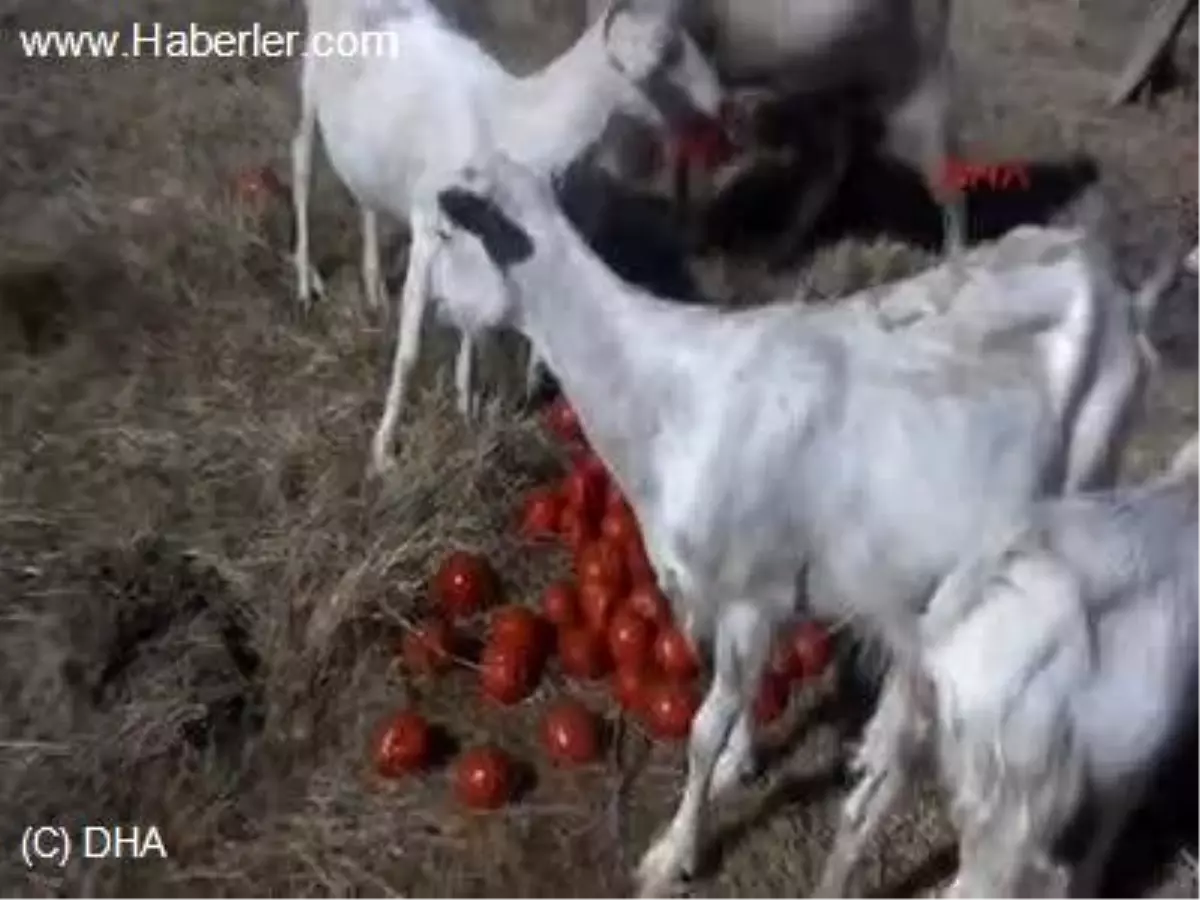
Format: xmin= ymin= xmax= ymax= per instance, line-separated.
xmin=1104 ymin=721 xmax=1199 ymax=897
xmin=699 ymin=147 xmax=1101 ymax=265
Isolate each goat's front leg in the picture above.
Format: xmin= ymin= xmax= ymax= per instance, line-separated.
xmin=360 ymin=208 xmax=386 ymax=311
xmin=766 ymin=118 xmax=851 ymax=272
xmin=709 ymin=709 xmax=758 ymax=798
xmin=813 ymin=667 xmax=930 ymax=897
xmin=635 ymin=601 xmax=772 ymax=898
xmin=370 ymin=215 xmax=434 ymax=476
xmin=290 ymin=74 xmax=325 ymax=308
xmin=524 ymin=344 xmax=544 ymax=403
xmin=454 ymin=335 xmax=480 ymax=421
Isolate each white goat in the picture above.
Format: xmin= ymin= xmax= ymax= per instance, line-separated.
xmin=816 ymin=433 xmax=1198 ymax=898
xmin=420 ymin=153 xmax=1167 ymax=897
xmin=586 ymin=0 xmax=963 ymax=264
xmin=291 ymin=0 xmax=722 ymax=474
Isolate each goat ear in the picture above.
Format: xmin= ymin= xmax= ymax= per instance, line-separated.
xmin=437 ymin=188 xmax=534 ymax=268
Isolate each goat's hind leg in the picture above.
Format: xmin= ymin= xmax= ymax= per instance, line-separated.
xmin=636 ymin=601 xmax=773 ymax=898
xmin=882 ymin=63 xmax=965 ymax=260
xmin=361 ymin=208 xmax=387 ymax=311
xmin=814 ymin=667 xmax=931 ymax=897
xmin=765 ymin=116 xmax=851 ymax=272
xmin=370 ymin=215 xmax=435 ymax=475
xmin=1068 ymin=775 xmax=1148 ymax=898
xmin=454 ymin=335 xmax=481 ymax=421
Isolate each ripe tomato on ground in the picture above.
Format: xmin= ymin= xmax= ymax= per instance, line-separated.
xmin=479 ymin=640 xmax=537 ymax=705
xmin=628 ymin=582 xmax=672 ymax=626
xmin=754 ymin=671 xmax=790 ymax=725
xmin=487 ymin=605 xmax=547 ymax=662
xmin=600 ymin=501 xmax=640 ymax=548
xmin=544 ymin=397 xmax=583 ymax=445
xmin=653 ymin=625 xmax=700 ymax=681
xmin=643 ymin=680 xmax=699 ymax=741
xmin=433 ymin=551 xmax=495 ymax=619
xmin=232 ymin=165 xmax=283 ymax=210
xmin=558 ymin=627 xmax=610 ymax=680
xmin=520 ymin=487 xmax=563 ymax=540
xmin=579 ymin=579 xmax=620 ymax=636
xmin=562 ymin=461 xmax=607 ymax=525
xmin=558 ymin=504 xmax=596 ymax=552
xmin=374 ymin=711 xmax=433 ymax=778
xmin=625 ymin=537 xmax=656 ymax=589
xmin=611 ymin=663 xmax=651 ymax=714
xmin=576 ymin=539 xmax=628 ymax=595
xmin=540 ymin=581 xmax=580 ymax=628
xmin=540 ymin=700 xmax=601 ymax=765
xmin=608 ymin=606 xmax=655 ymax=671
xmin=454 ymin=746 xmax=514 ymax=810
xmin=400 ymin=618 xmax=458 ymax=675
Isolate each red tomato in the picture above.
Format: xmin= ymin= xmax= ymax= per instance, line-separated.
xmin=600 ymin=502 xmax=640 ymax=548
xmin=643 ymin=681 xmax=700 ymax=741
xmin=558 ymin=627 xmax=610 ymax=680
xmin=479 ymin=640 xmax=537 ymax=705
xmin=520 ymin=487 xmax=563 ymax=540
xmin=540 ymin=700 xmax=601 ymax=766
xmin=753 ymin=671 xmax=790 ymax=725
xmin=487 ymin=605 xmax=546 ymax=662
xmin=628 ymin=583 xmax=671 ymax=626
xmin=232 ymin=165 xmax=283 ymax=209
xmin=400 ymin=618 xmax=458 ymax=675
xmin=544 ymin=397 xmax=583 ymax=444
xmin=612 ymin=663 xmax=650 ymax=714
xmin=433 ymin=551 xmax=495 ymax=619
xmin=653 ymin=625 xmax=700 ymax=681
xmin=558 ymin=504 xmax=596 ymax=552
xmin=608 ymin=606 xmax=655 ymax=671
xmin=791 ymin=621 xmax=833 ymax=680
xmin=576 ymin=539 xmax=628 ymax=595
xmin=562 ymin=463 xmax=607 ymax=525
xmin=540 ymin=581 xmax=580 ymax=628
xmin=605 ymin=480 xmax=629 ymax=514
xmin=454 ymin=746 xmax=513 ymax=810
xmin=579 ymin=579 xmax=620 ymax=636
xmin=374 ymin=711 xmax=432 ymax=778
xmin=671 ymin=121 xmax=735 ymax=171
xmin=625 ymin=537 xmax=656 ymax=589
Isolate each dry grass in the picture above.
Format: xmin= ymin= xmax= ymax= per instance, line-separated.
xmin=0 ymin=0 xmax=1196 ymax=896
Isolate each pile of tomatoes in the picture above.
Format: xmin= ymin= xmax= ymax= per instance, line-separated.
xmin=374 ymin=397 xmax=834 ymax=812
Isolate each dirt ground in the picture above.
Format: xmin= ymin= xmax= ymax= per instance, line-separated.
xmin=0 ymin=0 xmax=1196 ymax=896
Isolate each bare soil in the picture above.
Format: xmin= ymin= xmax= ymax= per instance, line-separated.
xmin=0 ymin=0 xmax=1195 ymax=896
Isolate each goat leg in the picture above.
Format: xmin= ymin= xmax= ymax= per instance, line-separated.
xmin=765 ymin=118 xmax=851 ymax=272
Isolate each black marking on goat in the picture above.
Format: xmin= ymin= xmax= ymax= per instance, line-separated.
xmin=437 ymin=188 xmax=534 ymax=267
xmin=639 ymin=61 xmax=701 ymax=129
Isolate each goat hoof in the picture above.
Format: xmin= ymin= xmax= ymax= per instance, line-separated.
xmin=635 ymin=834 xmax=694 ymax=898
xmin=367 ymin=447 xmax=398 ymax=479
xmin=709 ymin=749 xmax=759 ymax=798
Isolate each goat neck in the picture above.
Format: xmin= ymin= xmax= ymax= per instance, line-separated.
xmin=512 ymin=221 xmax=697 ymax=495
xmin=497 ymin=25 xmax=630 ymax=175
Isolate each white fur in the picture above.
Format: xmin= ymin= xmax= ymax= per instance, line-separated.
xmin=424 ymin=155 xmax=1167 ymax=896
xmin=291 ymin=0 xmax=722 ymax=474
xmin=818 ymin=435 xmax=1198 ymax=898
